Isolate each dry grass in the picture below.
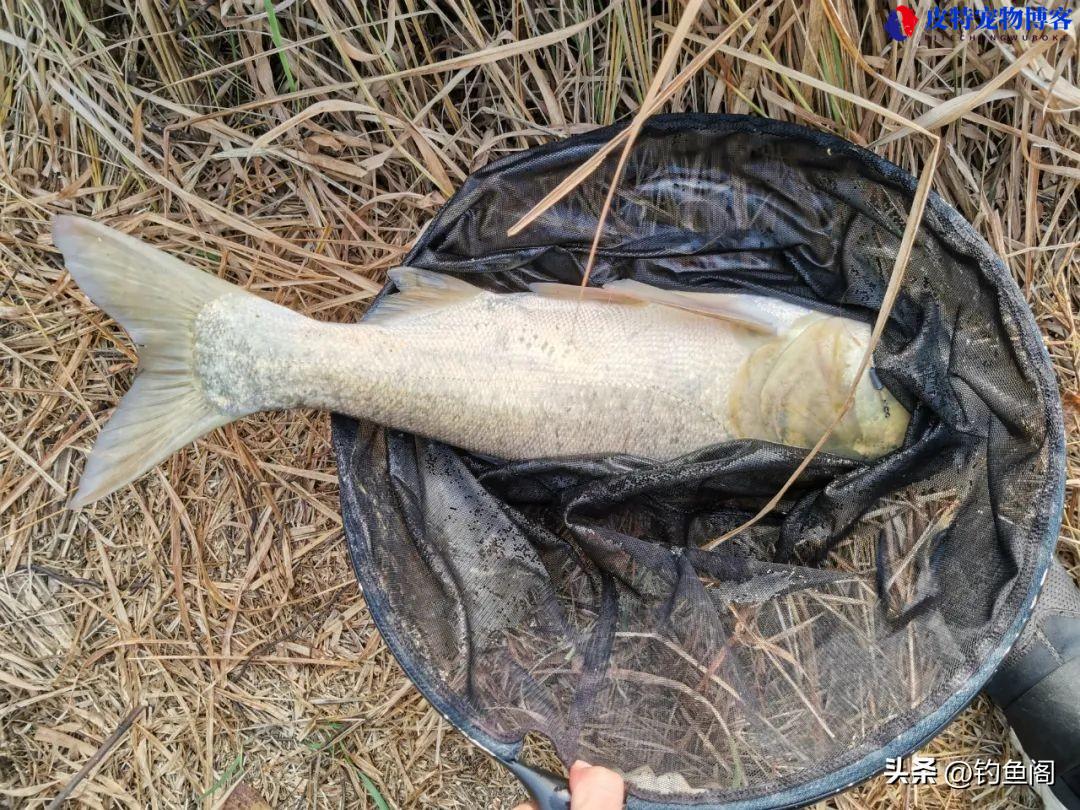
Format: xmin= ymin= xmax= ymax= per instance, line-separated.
xmin=0 ymin=0 xmax=1077 ymax=808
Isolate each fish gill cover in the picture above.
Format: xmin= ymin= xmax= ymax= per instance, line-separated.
xmin=332 ymin=115 xmax=1064 ymax=808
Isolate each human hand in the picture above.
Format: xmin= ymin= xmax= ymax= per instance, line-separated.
xmin=512 ymin=760 xmax=625 ymax=810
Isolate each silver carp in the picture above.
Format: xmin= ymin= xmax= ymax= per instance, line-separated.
xmin=53 ymin=216 xmax=909 ymax=507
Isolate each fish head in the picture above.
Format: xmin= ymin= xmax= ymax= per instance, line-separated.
xmin=729 ymin=314 xmax=910 ymax=461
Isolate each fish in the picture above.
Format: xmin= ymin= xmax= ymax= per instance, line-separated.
xmin=53 ymin=216 xmax=910 ymax=507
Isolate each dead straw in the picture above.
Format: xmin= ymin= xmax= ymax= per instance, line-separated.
xmin=0 ymin=1 xmax=1076 ymax=807
xmin=44 ymin=705 xmax=145 ymax=809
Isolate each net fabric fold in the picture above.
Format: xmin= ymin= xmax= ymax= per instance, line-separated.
xmin=332 ymin=115 xmax=1064 ymax=807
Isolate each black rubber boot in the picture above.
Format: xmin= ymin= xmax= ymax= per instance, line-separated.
xmin=986 ymin=559 xmax=1080 ymax=810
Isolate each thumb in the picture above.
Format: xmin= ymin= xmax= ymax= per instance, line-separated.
xmin=568 ymin=760 xmax=625 ymax=810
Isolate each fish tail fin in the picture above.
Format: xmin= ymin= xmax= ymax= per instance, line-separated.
xmin=54 ymin=216 xmax=241 ymax=508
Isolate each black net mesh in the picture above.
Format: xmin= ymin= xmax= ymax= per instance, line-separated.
xmin=332 ymin=115 xmax=1064 ymax=807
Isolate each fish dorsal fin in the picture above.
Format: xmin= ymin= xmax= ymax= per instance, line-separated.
xmin=602 ymin=279 xmax=780 ymax=334
xmin=527 ymin=281 xmax=647 ymax=306
xmin=529 ymin=279 xmax=779 ymax=333
xmin=367 ymin=267 xmax=483 ymax=323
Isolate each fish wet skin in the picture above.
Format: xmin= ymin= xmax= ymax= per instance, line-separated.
xmin=53 ymin=215 xmax=910 ymax=507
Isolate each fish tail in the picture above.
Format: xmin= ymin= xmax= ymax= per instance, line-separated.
xmin=54 ymin=216 xmax=243 ymax=508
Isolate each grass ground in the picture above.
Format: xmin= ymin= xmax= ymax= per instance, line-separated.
xmin=0 ymin=0 xmax=1077 ymax=807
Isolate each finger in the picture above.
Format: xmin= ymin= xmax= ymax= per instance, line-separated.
xmin=568 ymin=760 xmax=625 ymax=810
xmin=511 ymin=802 xmax=538 ymax=810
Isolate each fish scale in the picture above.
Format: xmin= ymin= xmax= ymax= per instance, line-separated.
xmin=196 ymin=290 xmax=754 ymax=460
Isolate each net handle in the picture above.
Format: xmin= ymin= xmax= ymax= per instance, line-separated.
xmin=502 ymin=758 xmax=572 ymax=810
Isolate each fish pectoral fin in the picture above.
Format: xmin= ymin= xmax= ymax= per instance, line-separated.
xmin=602 ymin=278 xmax=780 ymax=334
xmin=527 ymin=282 xmax=648 ymax=305
xmin=367 ymin=267 xmax=484 ymax=323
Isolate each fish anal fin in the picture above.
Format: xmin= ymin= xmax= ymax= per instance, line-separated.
xmin=603 ymin=278 xmax=779 ymax=334
xmin=367 ymin=267 xmax=484 ymax=323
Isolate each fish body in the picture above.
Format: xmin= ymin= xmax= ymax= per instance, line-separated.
xmin=53 ymin=216 xmax=909 ymax=506
xmin=198 ymin=284 xmax=791 ymax=460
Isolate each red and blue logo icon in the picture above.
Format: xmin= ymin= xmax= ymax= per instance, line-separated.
xmin=885 ymin=5 xmax=919 ymax=40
